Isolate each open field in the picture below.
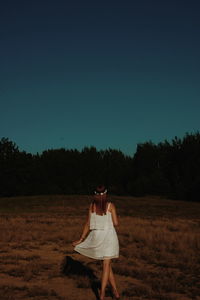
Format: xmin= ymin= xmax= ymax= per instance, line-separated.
xmin=0 ymin=195 xmax=200 ymax=300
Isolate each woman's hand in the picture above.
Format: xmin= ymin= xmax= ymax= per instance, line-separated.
xmin=72 ymin=238 xmax=83 ymax=247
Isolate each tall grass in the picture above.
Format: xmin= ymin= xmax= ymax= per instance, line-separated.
xmin=0 ymin=195 xmax=200 ymax=300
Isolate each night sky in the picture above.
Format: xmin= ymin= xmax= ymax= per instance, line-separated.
xmin=1 ymin=0 xmax=200 ymax=156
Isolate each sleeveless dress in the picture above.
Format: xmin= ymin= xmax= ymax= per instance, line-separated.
xmin=74 ymin=202 xmax=119 ymax=260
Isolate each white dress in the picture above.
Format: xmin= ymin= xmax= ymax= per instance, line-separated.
xmin=74 ymin=202 xmax=119 ymax=260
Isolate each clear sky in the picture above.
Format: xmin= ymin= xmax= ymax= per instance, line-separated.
xmin=0 ymin=0 xmax=200 ymax=156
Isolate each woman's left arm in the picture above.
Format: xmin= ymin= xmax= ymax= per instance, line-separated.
xmin=72 ymin=205 xmax=91 ymax=246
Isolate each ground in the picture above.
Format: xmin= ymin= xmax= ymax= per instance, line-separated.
xmin=0 ymin=195 xmax=200 ymax=300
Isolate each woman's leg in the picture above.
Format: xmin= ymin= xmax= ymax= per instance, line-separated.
xmin=100 ymin=259 xmax=111 ymax=300
xmin=108 ymin=264 xmax=120 ymax=297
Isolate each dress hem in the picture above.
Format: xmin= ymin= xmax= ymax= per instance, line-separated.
xmin=74 ymin=248 xmax=119 ymax=260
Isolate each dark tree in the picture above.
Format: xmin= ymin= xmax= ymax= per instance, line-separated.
xmin=1 ymin=132 xmax=200 ymax=201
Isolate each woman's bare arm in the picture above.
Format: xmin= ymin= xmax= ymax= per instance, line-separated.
xmin=72 ymin=204 xmax=91 ymax=246
xmin=111 ymin=203 xmax=119 ymax=226
xmin=80 ymin=213 xmax=90 ymax=240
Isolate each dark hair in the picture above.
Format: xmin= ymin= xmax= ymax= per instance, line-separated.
xmin=92 ymin=185 xmax=108 ymax=215
xmin=94 ymin=185 xmax=107 ymax=195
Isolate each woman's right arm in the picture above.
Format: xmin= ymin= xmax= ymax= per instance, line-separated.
xmin=111 ymin=203 xmax=119 ymax=226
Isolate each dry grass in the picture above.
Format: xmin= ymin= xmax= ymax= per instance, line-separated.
xmin=0 ymin=195 xmax=200 ymax=300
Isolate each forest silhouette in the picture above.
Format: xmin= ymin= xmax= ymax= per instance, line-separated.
xmin=0 ymin=132 xmax=200 ymax=201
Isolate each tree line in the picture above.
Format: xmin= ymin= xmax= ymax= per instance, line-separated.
xmin=0 ymin=132 xmax=200 ymax=201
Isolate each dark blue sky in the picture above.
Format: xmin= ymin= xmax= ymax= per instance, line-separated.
xmin=1 ymin=0 xmax=200 ymax=156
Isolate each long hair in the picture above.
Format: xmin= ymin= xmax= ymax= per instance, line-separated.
xmin=92 ymin=185 xmax=108 ymax=215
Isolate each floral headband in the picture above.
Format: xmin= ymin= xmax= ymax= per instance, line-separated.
xmin=94 ymin=189 xmax=107 ymax=195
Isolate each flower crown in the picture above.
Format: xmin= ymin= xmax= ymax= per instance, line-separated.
xmin=94 ymin=189 xmax=107 ymax=195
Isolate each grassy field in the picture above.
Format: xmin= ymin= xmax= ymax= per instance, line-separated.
xmin=0 ymin=195 xmax=200 ymax=300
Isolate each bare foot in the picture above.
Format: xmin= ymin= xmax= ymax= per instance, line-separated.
xmin=112 ymin=288 xmax=120 ymax=299
xmin=100 ymin=292 xmax=105 ymax=300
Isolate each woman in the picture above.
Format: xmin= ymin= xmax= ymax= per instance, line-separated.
xmin=72 ymin=185 xmax=120 ymax=300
